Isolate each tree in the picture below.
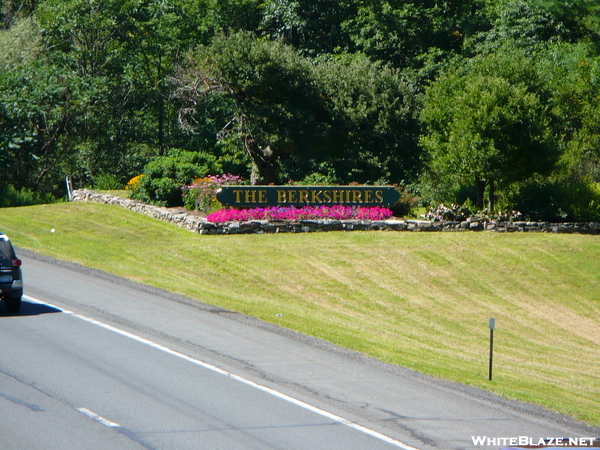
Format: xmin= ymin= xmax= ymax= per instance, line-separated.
xmin=1 ymin=0 xmax=38 ymax=29
xmin=34 ymin=0 xmax=159 ymax=185
xmin=34 ymin=0 xmax=219 ymax=186
xmin=210 ymin=0 xmax=263 ymax=34
xmin=535 ymin=0 xmax=600 ymax=41
xmin=342 ymin=0 xmax=488 ymax=71
xmin=0 ymin=63 xmax=80 ymax=193
xmin=420 ymin=51 xmax=558 ymax=210
xmin=464 ymin=0 xmax=583 ymax=57
xmin=174 ymin=32 xmax=421 ymax=185
xmin=260 ymin=0 xmax=357 ymax=57
xmin=174 ymin=32 xmax=333 ymax=184
xmin=0 ymin=17 xmax=81 ymax=194
xmin=545 ymin=43 xmax=600 ymax=183
xmin=0 ymin=16 xmax=41 ymax=68
xmin=313 ymin=53 xmax=420 ymax=184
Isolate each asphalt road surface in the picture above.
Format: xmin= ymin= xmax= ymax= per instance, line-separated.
xmin=1 ymin=249 xmax=597 ymax=450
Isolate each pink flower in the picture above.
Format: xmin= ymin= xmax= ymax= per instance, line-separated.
xmin=206 ymin=206 xmax=393 ymax=223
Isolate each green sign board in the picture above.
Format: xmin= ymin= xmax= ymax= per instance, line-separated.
xmin=216 ymin=186 xmax=400 ymax=207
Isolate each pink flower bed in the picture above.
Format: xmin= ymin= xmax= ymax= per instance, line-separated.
xmin=206 ymin=205 xmax=394 ymax=223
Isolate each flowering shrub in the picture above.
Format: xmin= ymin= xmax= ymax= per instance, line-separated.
xmin=483 ymin=209 xmax=524 ymax=222
xmin=421 ymin=203 xmax=472 ymax=221
xmin=125 ymin=174 xmax=145 ymax=191
xmin=421 ymin=203 xmax=523 ymax=222
xmin=129 ymin=149 xmax=221 ymax=206
xmin=125 ymin=174 xmax=145 ymax=198
xmin=182 ymin=177 xmax=217 ymax=211
xmin=182 ymin=174 xmax=243 ymax=212
xmin=206 ymin=205 xmax=394 ymax=223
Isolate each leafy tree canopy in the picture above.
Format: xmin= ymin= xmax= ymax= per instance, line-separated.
xmin=420 ymin=50 xmax=558 ymax=209
xmin=1 ymin=0 xmax=600 ymax=218
xmin=174 ymin=32 xmax=420 ymax=185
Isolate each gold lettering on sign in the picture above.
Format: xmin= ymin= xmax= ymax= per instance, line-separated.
xmin=220 ymin=186 xmax=394 ymax=205
xmin=311 ymin=190 xmax=323 ymax=203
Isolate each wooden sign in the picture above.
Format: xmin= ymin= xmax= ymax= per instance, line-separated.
xmin=216 ymin=186 xmax=400 ymax=207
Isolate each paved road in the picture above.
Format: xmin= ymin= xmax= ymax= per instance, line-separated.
xmin=1 ymin=250 xmax=597 ymax=449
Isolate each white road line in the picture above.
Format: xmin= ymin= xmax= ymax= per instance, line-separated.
xmin=77 ymin=407 xmax=121 ymax=428
xmin=24 ymin=295 xmax=421 ymax=450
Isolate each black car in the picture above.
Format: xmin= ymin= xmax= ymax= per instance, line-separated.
xmin=0 ymin=232 xmax=23 ymax=313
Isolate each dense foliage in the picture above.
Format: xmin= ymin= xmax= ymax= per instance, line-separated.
xmin=1 ymin=0 xmax=600 ymax=220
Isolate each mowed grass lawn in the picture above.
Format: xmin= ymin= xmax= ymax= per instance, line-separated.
xmin=1 ymin=202 xmax=599 ymax=426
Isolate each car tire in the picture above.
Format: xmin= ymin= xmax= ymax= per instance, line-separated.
xmin=5 ymin=297 xmax=21 ymax=314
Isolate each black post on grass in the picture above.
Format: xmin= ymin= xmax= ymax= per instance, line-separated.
xmin=488 ymin=318 xmax=495 ymax=381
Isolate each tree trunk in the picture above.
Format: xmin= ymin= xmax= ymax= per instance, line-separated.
xmin=475 ymin=178 xmax=487 ymax=210
xmin=243 ymin=136 xmax=277 ymax=185
xmin=157 ymin=95 xmax=164 ymax=157
xmin=488 ymin=179 xmax=495 ymax=212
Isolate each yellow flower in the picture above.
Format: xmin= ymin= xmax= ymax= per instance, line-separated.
xmin=125 ymin=174 xmax=144 ymax=190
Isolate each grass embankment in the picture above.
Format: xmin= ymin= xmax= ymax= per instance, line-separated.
xmin=1 ymin=202 xmax=599 ymax=426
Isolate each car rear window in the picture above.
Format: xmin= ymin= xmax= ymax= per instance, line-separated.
xmin=0 ymin=238 xmax=15 ymax=266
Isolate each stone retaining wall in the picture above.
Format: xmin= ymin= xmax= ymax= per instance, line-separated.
xmin=71 ymin=189 xmax=600 ymax=235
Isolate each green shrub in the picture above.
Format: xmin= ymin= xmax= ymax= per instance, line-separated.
xmin=294 ymin=171 xmax=339 ymax=186
xmin=390 ymin=185 xmax=420 ymax=218
xmin=93 ymin=173 xmax=123 ymax=190
xmin=129 ymin=150 xmax=222 ymax=207
xmin=0 ymin=185 xmax=57 ymax=207
xmin=507 ymin=178 xmax=600 ymax=221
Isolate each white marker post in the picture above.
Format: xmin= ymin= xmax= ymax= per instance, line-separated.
xmin=488 ymin=318 xmax=495 ymax=381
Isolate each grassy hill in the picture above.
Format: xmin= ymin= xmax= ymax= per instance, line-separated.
xmin=1 ymin=202 xmax=599 ymax=426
